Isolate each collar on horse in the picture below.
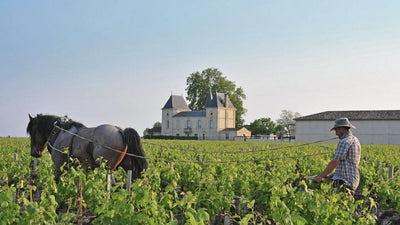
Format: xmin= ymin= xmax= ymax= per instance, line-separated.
xmin=46 ymin=117 xmax=81 ymax=155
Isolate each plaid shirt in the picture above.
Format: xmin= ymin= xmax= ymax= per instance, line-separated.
xmin=332 ymin=133 xmax=361 ymax=190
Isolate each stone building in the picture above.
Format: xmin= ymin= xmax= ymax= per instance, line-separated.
xmin=161 ymin=91 xmax=251 ymax=140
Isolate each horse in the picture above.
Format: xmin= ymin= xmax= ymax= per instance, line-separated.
xmin=26 ymin=114 xmax=148 ymax=182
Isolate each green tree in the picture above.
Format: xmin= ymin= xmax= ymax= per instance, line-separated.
xmin=249 ymin=118 xmax=276 ymax=135
xmin=185 ymin=68 xmax=247 ymax=127
xmin=153 ymin=121 xmax=162 ymax=128
xmin=144 ymin=121 xmax=162 ymax=136
xmin=275 ymin=125 xmax=286 ymax=139
xmin=276 ymin=110 xmax=301 ymax=138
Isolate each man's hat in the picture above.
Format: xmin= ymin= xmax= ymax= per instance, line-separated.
xmin=330 ymin=117 xmax=356 ymax=131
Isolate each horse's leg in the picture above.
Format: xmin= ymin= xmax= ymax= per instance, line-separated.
xmin=51 ymin=152 xmax=68 ymax=183
xmin=119 ymin=157 xmax=132 ymax=178
xmin=81 ymin=141 xmax=98 ymax=170
xmin=119 ymin=158 xmax=141 ymax=182
xmin=54 ymin=167 xmax=61 ymax=183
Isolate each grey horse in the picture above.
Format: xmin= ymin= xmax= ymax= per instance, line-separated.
xmin=27 ymin=114 xmax=148 ymax=182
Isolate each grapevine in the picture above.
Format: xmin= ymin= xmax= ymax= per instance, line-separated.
xmin=0 ymin=137 xmax=399 ymax=224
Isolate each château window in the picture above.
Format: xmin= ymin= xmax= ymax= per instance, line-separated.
xmin=186 ymin=120 xmax=192 ymax=128
xmin=209 ymin=120 xmax=214 ymax=129
xmin=197 ymin=120 xmax=202 ymax=129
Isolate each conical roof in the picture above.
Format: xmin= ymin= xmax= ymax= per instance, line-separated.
xmin=162 ymin=95 xmax=190 ymax=110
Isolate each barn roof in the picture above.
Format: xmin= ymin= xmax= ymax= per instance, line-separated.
xmin=222 ymin=128 xmax=242 ymax=131
xmin=295 ymin=110 xmax=400 ymax=121
xmin=222 ymin=127 xmax=250 ymax=131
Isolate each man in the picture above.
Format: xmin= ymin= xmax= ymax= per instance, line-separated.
xmin=314 ymin=117 xmax=361 ymax=191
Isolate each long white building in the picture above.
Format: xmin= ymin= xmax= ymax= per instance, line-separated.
xmin=294 ymin=110 xmax=400 ymax=145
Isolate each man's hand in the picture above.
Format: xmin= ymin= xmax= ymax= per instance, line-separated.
xmin=313 ymin=175 xmax=323 ymax=183
xmin=313 ymin=159 xmax=339 ymax=183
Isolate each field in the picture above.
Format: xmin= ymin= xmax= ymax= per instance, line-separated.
xmin=0 ymin=137 xmax=399 ymax=224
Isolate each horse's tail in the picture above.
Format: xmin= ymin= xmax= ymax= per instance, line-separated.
xmin=122 ymin=128 xmax=148 ymax=179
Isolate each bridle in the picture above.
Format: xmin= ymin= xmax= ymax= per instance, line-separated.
xmin=46 ymin=118 xmax=83 ymax=156
xmin=46 ymin=121 xmax=62 ymax=154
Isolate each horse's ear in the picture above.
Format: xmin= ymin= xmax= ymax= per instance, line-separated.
xmin=29 ymin=114 xmax=33 ymax=121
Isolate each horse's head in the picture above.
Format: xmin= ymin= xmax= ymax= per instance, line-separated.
xmin=27 ymin=114 xmax=59 ymax=157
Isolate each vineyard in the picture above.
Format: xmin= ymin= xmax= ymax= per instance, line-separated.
xmin=0 ymin=137 xmax=399 ymax=224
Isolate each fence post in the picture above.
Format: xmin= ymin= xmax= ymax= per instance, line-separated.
xmin=35 ymin=186 xmax=42 ymax=203
xmin=224 ymin=215 xmax=233 ymax=225
xmin=233 ymin=195 xmax=241 ymax=215
xmin=106 ymin=174 xmax=111 ymax=198
xmin=159 ymin=146 xmax=163 ymax=161
xmin=389 ymin=165 xmax=394 ymax=179
xmin=14 ymin=153 xmax=18 ymax=161
xmin=126 ymin=170 xmax=132 ymax=193
xmin=32 ymin=158 xmax=37 ymax=176
xmin=12 ymin=192 xmax=17 ymax=204
xmin=77 ymin=178 xmax=83 ymax=225
xmin=111 ymin=173 xmax=116 ymax=186
xmin=382 ymin=164 xmax=386 ymax=177
xmin=376 ymin=161 xmax=380 ymax=172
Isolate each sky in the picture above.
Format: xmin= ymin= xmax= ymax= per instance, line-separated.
xmin=1 ymin=1 xmax=400 ymax=137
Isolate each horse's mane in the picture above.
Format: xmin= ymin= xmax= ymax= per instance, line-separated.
xmin=27 ymin=114 xmax=86 ymax=137
xmin=59 ymin=116 xmax=86 ymax=130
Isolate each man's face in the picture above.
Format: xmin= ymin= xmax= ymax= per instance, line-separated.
xmin=334 ymin=127 xmax=347 ymax=138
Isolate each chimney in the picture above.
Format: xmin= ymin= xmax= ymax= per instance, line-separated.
xmin=225 ymin=94 xmax=229 ymax=108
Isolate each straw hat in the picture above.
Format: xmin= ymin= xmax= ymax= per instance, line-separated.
xmin=330 ymin=117 xmax=356 ymax=131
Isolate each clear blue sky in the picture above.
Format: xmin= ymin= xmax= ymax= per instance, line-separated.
xmin=1 ymin=1 xmax=400 ymax=137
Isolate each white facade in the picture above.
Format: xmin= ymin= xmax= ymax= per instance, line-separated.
xmin=296 ymin=119 xmax=400 ymax=145
xmin=162 ymin=113 xmax=211 ymax=139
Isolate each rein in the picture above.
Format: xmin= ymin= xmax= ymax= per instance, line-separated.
xmin=46 ymin=122 xmax=61 ymax=154
xmin=47 ymin=142 xmax=66 ymax=154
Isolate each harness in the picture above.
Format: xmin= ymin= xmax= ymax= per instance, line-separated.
xmin=46 ymin=118 xmax=80 ymax=156
xmin=46 ymin=121 xmax=62 ymax=154
xmin=47 ymin=122 xmax=146 ymax=160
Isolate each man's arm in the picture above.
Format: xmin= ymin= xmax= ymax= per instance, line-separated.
xmin=313 ymin=159 xmax=339 ymax=183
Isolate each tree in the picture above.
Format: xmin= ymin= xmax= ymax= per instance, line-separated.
xmin=153 ymin=121 xmax=161 ymax=128
xmin=276 ymin=110 xmax=301 ymax=138
xmin=186 ymin=68 xmax=247 ymax=127
xmin=249 ymin=118 xmax=276 ymax=135
xmin=275 ymin=125 xmax=286 ymax=139
xmin=144 ymin=121 xmax=162 ymax=136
